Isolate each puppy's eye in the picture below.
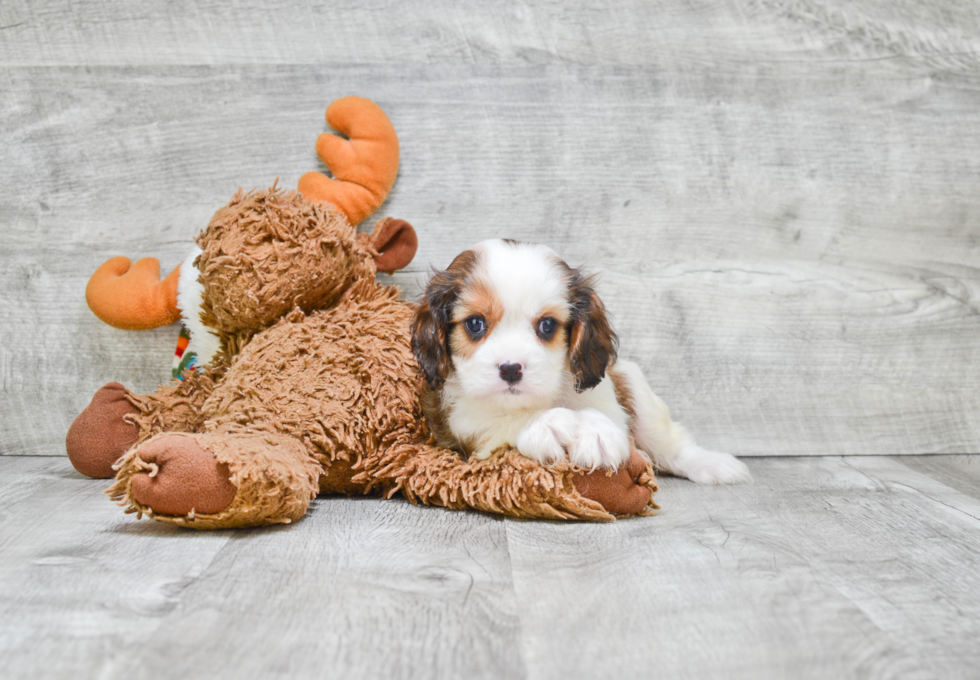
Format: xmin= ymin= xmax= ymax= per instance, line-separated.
xmin=536 ymin=317 xmax=558 ymax=340
xmin=463 ymin=316 xmax=486 ymax=339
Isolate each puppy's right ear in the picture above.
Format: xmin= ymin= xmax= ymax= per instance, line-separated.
xmin=411 ymin=269 xmax=457 ymax=388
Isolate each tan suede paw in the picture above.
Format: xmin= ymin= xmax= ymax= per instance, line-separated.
xmin=66 ymin=382 xmax=140 ymax=479
xmin=128 ymin=434 xmax=238 ymax=516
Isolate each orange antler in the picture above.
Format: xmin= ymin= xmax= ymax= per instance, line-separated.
xmin=85 ymin=257 xmax=181 ymax=330
xmin=298 ymin=97 xmax=400 ymax=226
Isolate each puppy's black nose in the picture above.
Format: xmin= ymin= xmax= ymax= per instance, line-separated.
xmin=498 ymin=362 xmax=523 ymax=384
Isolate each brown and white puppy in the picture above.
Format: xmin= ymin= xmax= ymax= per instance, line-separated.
xmin=411 ymin=239 xmax=751 ymax=484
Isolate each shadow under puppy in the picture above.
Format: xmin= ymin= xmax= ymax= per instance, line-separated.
xmin=412 ymin=239 xmax=752 ymax=484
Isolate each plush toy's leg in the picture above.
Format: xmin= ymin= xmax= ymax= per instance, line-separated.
xmin=124 ymin=369 xmax=217 ymax=439
xmin=107 ymin=432 xmax=321 ymax=529
xmin=66 ymin=371 xmax=216 ymax=479
xmin=66 ymin=382 xmax=141 ymax=478
xmin=364 ymin=439 xmax=658 ymax=521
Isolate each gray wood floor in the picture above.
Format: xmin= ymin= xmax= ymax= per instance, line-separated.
xmin=2 ymin=453 xmax=979 ymax=680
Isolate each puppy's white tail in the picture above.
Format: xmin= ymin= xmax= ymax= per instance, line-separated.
xmin=612 ymin=360 xmax=752 ymax=485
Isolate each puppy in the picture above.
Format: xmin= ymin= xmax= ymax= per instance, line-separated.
xmin=411 ymin=239 xmax=751 ymax=484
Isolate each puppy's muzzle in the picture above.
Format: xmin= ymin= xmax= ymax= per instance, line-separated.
xmin=498 ymin=362 xmax=523 ymax=385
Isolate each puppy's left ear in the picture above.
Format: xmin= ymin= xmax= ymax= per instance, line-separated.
xmin=567 ymin=272 xmax=618 ymax=392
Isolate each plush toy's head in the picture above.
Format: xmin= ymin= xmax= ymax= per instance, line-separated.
xmin=192 ymin=187 xmax=415 ymax=336
xmin=83 ymin=97 xmax=416 ymax=351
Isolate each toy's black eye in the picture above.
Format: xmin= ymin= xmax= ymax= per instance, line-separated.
xmin=536 ymin=317 xmax=558 ymax=340
xmin=463 ymin=316 xmax=486 ymax=339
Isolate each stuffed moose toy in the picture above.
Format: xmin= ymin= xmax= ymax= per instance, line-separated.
xmin=65 ymin=97 xmax=658 ymax=528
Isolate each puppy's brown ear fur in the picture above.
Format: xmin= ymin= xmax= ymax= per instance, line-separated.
xmin=567 ymin=271 xmax=618 ymax=392
xmin=411 ymin=285 xmax=453 ymax=388
xmin=411 ymin=251 xmax=477 ymax=388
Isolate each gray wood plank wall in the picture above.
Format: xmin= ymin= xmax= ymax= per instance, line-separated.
xmin=2 ymin=1 xmax=979 ymax=456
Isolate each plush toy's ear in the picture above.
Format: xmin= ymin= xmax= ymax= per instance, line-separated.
xmin=298 ymin=97 xmax=400 ymax=226
xmin=371 ymin=218 xmax=417 ymax=274
xmin=85 ymin=257 xmax=182 ymax=330
xmin=567 ymin=271 xmax=618 ymax=392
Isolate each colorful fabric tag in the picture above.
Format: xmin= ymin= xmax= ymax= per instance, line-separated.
xmin=172 ymin=326 xmax=199 ymax=380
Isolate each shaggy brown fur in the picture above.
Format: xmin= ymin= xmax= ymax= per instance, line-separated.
xmin=198 ymin=187 xmax=375 ymax=335
xmin=82 ymin=187 xmax=657 ymax=528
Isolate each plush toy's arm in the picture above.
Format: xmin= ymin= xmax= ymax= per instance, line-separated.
xmin=362 ymin=438 xmax=657 ymax=521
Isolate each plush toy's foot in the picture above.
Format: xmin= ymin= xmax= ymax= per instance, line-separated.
xmin=66 ymin=382 xmax=140 ymax=478
xmin=108 ymin=432 xmax=322 ymax=529
xmin=572 ymin=448 xmax=657 ymax=516
xmin=128 ymin=435 xmax=238 ymax=516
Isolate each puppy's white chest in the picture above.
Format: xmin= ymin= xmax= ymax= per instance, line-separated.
xmin=447 ymin=400 xmax=538 ymax=459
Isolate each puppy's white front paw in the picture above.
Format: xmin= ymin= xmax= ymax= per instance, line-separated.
xmin=568 ymin=408 xmax=631 ymax=470
xmin=516 ymin=408 xmax=579 ymax=465
xmin=672 ymin=445 xmax=752 ymax=485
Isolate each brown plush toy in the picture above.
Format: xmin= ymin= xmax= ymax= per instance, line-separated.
xmin=66 ymin=97 xmax=657 ymax=528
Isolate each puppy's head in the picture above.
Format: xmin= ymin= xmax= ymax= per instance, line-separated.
xmin=411 ymin=240 xmax=617 ymax=406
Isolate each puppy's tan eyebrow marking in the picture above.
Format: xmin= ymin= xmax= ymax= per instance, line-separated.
xmin=452 ymin=277 xmax=503 ymax=328
xmin=534 ymin=304 xmax=570 ymax=325
xmin=532 ymin=307 xmax=569 ymax=348
xmin=449 ymin=324 xmax=481 ymax=358
xmin=449 ymin=283 xmax=499 ymax=360
xmin=446 ymin=252 xmax=502 ymax=359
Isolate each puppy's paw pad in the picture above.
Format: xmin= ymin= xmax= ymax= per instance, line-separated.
xmin=568 ymin=409 xmax=631 ymax=470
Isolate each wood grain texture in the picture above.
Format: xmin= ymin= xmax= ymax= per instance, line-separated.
xmin=3 ymin=454 xmax=980 ymax=679
xmin=0 ymin=457 xmax=234 ymax=678
xmin=1 ymin=0 xmax=978 ymax=69
xmin=505 ymin=455 xmax=980 ymax=680
xmin=886 ymin=453 xmax=980 ymax=502
xmin=2 ymin=1 xmax=980 ymax=456
xmin=0 ymin=456 xmax=525 ymax=680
